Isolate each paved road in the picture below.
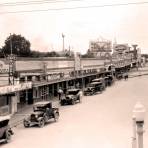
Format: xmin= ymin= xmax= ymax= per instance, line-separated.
xmin=1 ymin=75 xmax=148 ymax=148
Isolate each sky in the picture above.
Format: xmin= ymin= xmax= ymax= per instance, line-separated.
xmin=0 ymin=0 xmax=148 ymax=54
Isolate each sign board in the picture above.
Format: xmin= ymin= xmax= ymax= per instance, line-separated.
xmin=0 ymin=82 xmax=32 ymax=95
xmin=0 ymin=61 xmax=9 ymax=73
xmin=89 ymin=40 xmax=111 ymax=52
xmin=113 ymin=44 xmax=129 ymax=54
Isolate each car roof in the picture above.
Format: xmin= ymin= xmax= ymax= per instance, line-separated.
xmin=34 ymin=101 xmax=52 ymax=106
xmin=67 ymin=88 xmax=80 ymax=91
xmin=0 ymin=115 xmax=10 ymax=122
xmin=90 ymin=82 xmax=102 ymax=85
xmin=92 ymin=78 xmax=104 ymax=81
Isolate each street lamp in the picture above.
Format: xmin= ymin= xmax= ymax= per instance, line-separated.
xmin=133 ymin=102 xmax=146 ymax=148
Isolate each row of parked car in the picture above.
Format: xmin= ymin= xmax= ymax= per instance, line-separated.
xmin=84 ymin=74 xmax=114 ymax=96
xmin=0 ymin=73 xmax=114 ymax=144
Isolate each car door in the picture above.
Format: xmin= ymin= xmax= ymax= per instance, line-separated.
xmin=0 ymin=120 xmax=7 ymax=138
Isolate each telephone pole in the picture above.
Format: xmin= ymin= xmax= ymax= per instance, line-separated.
xmin=62 ymin=33 xmax=65 ymax=52
xmin=7 ymin=33 xmax=16 ymax=85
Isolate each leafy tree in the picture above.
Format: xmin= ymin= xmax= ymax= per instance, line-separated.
xmin=1 ymin=34 xmax=31 ymax=57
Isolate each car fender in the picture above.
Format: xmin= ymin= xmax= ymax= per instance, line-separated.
xmin=24 ymin=117 xmax=29 ymax=122
xmin=37 ymin=117 xmax=44 ymax=121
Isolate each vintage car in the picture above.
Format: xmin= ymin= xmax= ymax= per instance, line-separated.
xmin=84 ymin=86 xmax=95 ymax=96
xmin=116 ymin=72 xmax=124 ymax=80
xmin=60 ymin=89 xmax=82 ymax=105
xmin=0 ymin=115 xmax=13 ymax=144
xmin=104 ymin=75 xmax=114 ymax=86
xmin=23 ymin=101 xmax=59 ymax=128
xmin=91 ymin=78 xmax=106 ymax=90
xmin=88 ymin=82 xmax=104 ymax=94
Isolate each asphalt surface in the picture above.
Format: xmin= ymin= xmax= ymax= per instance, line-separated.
xmin=1 ymin=74 xmax=148 ymax=148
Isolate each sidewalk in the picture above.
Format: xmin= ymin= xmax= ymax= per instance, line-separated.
xmin=129 ymin=65 xmax=148 ymax=78
xmin=10 ymin=97 xmax=59 ymax=128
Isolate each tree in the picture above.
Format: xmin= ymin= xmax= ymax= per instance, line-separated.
xmin=1 ymin=34 xmax=31 ymax=57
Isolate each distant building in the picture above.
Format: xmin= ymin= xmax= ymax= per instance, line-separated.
xmin=89 ymin=38 xmax=112 ymax=58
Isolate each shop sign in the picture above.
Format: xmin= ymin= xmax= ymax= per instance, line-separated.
xmin=0 ymin=82 xmax=32 ymax=95
xmin=0 ymin=61 xmax=9 ymax=73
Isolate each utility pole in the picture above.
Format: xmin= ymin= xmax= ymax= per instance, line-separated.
xmin=7 ymin=33 xmax=16 ymax=85
xmin=62 ymin=33 xmax=65 ymax=52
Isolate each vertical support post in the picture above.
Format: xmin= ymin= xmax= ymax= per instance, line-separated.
xmin=66 ymin=81 xmax=68 ymax=91
xmin=47 ymin=85 xmax=49 ymax=100
xmin=62 ymin=33 xmax=65 ymax=52
xmin=52 ymin=84 xmax=54 ymax=97
xmin=25 ymin=76 xmax=28 ymax=104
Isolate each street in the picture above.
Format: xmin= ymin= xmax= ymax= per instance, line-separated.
xmin=2 ymin=75 xmax=148 ymax=148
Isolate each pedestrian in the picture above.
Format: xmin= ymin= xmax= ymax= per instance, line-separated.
xmin=58 ymin=87 xmax=63 ymax=100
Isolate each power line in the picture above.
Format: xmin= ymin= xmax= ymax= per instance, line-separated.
xmin=0 ymin=0 xmax=85 ymax=7
xmin=0 ymin=1 xmax=148 ymax=14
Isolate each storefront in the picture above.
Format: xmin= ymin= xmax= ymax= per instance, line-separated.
xmin=0 ymin=82 xmax=32 ymax=115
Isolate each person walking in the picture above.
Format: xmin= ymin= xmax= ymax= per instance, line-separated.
xmin=58 ymin=87 xmax=63 ymax=100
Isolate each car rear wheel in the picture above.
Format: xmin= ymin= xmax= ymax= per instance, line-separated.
xmin=54 ymin=112 xmax=59 ymax=122
xmin=24 ymin=121 xmax=30 ymax=128
xmin=39 ymin=119 xmax=45 ymax=128
xmin=71 ymin=99 xmax=75 ymax=105
xmin=5 ymin=130 xmax=11 ymax=143
xmin=60 ymin=101 xmax=64 ymax=106
xmin=79 ymin=96 xmax=82 ymax=103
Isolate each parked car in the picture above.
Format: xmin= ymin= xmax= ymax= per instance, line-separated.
xmin=60 ymin=88 xmax=82 ymax=105
xmin=104 ymin=75 xmax=114 ymax=86
xmin=84 ymin=86 xmax=95 ymax=96
xmin=23 ymin=101 xmax=59 ymax=128
xmin=0 ymin=115 xmax=13 ymax=144
xmin=88 ymin=82 xmax=104 ymax=93
xmin=91 ymin=78 xmax=106 ymax=90
xmin=116 ymin=72 xmax=123 ymax=80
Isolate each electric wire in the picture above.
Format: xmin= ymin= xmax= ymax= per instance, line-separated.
xmin=0 ymin=0 xmax=86 ymax=7
xmin=0 ymin=1 xmax=148 ymax=14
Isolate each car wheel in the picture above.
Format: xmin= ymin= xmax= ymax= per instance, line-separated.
xmin=54 ymin=112 xmax=59 ymax=122
xmin=79 ymin=96 xmax=82 ymax=103
xmin=24 ymin=121 xmax=30 ymax=128
xmin=5 ymin=130 xmax=11 ymax=143
xmin=39 ymin=119 xmax=45 ymax=128
xmin=60 ymin=101 xmax=64 ymax=106
xmin=71 ymin=99 xmax=75 ymax=105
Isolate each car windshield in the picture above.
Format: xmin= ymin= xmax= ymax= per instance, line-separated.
xmin=34 ymin=105 xmax=45 ymax=111
xmin=0 ymin=120 xmax=9 ymax=128
xmin=67 ymin=90 xmax=78 ymax=95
